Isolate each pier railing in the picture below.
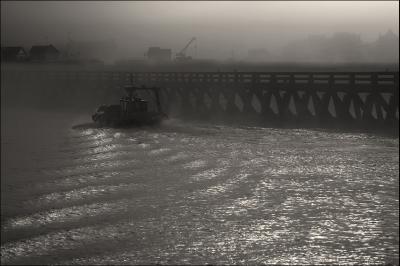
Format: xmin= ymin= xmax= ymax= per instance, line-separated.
xmin=5 ymin=70 xmax=399 ymax=86
xmin=2 ymin=70 xmax=399 ymax=131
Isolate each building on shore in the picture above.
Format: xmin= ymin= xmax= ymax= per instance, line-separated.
xmin=145 ymin=47 xmax=172 ymax=63
xmin=29 ymin=45 xmax=60 ymax=62
xmin=1 ymin=46 xmax=28 ymax=62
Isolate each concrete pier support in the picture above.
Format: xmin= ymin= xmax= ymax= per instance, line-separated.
xmin=2 ymin=70 xmax=398 ymax=132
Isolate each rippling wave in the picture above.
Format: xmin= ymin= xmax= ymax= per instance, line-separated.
xmin=1 ymin=108 xmax=398 ymax=265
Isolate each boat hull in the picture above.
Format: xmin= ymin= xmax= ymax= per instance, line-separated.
xmin=92 ymin=110 xmax=165 ymax=127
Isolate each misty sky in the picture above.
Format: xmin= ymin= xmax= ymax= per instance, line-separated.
xmin=1 ymin=1 xmax=399 ymax=60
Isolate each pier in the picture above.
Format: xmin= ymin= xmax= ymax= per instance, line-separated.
xmin=2 ymin=70 xmax=399 ymax=131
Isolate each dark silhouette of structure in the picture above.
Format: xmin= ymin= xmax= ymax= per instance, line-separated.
xmin=146 ymin=47 xmax=172 ymax=63
xmin=2 ymin=69 xmax=397 ymax=134
xmin=92 ymin=85 xmax=166 ymax=127
xmin=175 ymin=37 xmax=196 ymax=62
xmin=1 ymin=46 xmax=28 ymax=62
xmin=29 ymin=45 xmax=60 ymax=62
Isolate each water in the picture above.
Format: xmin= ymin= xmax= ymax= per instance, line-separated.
xmin=1 ymin=107 xmax=399 ymax=265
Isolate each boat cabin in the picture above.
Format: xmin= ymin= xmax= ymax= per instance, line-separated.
xmin=92 ymin=84 xmax=165 ymax=127
xmin=120 ymin=96 xmax=148 ymax=114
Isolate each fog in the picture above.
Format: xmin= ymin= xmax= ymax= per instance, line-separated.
xmin=1 ymin=1 xmax=399 ymax=63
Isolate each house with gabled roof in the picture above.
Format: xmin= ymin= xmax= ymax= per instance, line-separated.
xmin=1 ymin=46 xmax=28 ymax=62
xmin=29 ymin=44 xmax=60 ymax=62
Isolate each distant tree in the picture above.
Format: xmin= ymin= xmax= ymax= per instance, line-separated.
xmin=325 ymin=32 xmax=364 ymax=62
xmin=367 ymin=30 xmax=399 ymax=63
xmin=280 ymin=32 xmax=365 ymax=63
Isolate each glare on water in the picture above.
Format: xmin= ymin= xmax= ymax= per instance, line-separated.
xmin=1 ymin=108 xmax=399 ymax=265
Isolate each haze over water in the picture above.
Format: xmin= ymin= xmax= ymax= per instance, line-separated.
xmin=1 ymin=1 xmax=399 ymax=264
xmin=2 ymin=1 xmax=399 ymax=62
xmin=1 ymin=107 xmax=398 ymax=265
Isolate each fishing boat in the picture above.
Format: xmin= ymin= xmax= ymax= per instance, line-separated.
xmin=92 ymin=85 xmax=167 ymax=127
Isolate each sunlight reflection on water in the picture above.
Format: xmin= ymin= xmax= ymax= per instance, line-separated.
xmin=1 ymin=110 xmax=399 ymax=265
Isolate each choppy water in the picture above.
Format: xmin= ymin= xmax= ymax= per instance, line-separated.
xmin=1 ymin=107 xmax=399 ymax=265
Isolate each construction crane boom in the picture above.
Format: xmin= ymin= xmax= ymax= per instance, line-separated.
xmin=175 ymin=37 xmax=197 ymax=62
xmin=178 ymin=37 xmax=196 ymax=55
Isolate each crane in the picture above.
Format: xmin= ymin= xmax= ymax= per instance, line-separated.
xmin=175 ymin=37 xmax=196 ymax=62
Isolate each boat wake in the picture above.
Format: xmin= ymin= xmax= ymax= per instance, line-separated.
xmin=71 ymin=122 xmax=101 ymax=130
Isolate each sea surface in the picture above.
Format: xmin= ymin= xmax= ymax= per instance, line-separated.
xmin=1 ymin=107 xmax=399 ymax=265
